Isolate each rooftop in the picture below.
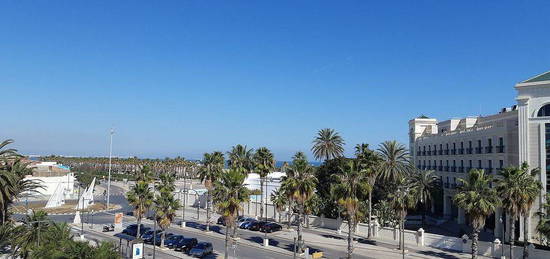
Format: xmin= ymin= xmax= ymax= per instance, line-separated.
xmin=521 ymin=70 xmax=550 ymax=83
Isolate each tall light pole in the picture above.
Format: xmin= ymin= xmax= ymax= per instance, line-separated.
xmin=106 ymin=128 xmax=114 ymax=210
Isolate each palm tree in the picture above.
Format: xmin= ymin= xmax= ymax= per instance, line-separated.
xmin=496 ymin=163 xmax=541 ymax=258
xmin=311 ymin=128 xmax=345 ymax=161
xmin=331 ymin=160 xmax=369 ymax=259
xmin=0 ymin=139 xmax=19 ymax=158
xmin=537 ymin=194 xmax=550 ymax=246
xmin=213 ymin=169 xmax=250 ymax=259
xmin=154 ymin=172 xmax=180 ymax=248
xmin=0 ymin=159 xmax=42 ymax=224
xmin=253 ymin=147 xmax=275 ymax=220
xmin=13 ymin=210 xmax=50 ymax=258
xmin=409 ymin=169 xmax=439 ymax=228
xmin=377 ymin=141 xmax=411 ymax=183
xmin=227 ymin=144 xmax=254 ymax=173
xmin=515 ymin=164 xmax=542 ymax=259
xmin=454 ymin=169 xmax=500 ymax=259
xmin=388 ymin=175 xmax=416 ymax=253
xmin=126 ymin=178 xmax=154 ymax=239
xmin=270 ymin=189 xmax=287 ymax=222
xmin=281 ymin=152 xmax=317 ymax=254
xmin=197 ymin=152 xmax=224 ymax=232
xmin=355 ymin=143 xmax=380 ymax=238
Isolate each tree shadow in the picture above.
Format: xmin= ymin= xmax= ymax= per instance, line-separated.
xmin=417 ymin=250 xmax=461 ymax=259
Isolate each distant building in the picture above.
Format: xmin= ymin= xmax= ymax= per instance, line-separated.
xmin=409 ymin=70 xmax=550 ymax=243
xmin=24 ymin=161 xmax=75 ymax=197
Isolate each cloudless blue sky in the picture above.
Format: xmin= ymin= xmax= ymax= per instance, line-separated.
xmin=2 ymin=0 xmax=550 ymax=160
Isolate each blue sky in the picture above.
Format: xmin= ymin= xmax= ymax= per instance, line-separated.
xmin=2 ymin=0 xmax=549 ymax=160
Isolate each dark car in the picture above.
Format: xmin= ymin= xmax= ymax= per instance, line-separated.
xmin=189 ymin=242 xmax=213 ymax=257
xmin=175 ymin=237 xmax=198 ymax=253
xmin=165 ymin=235 xmax=185 ymax=249
xmin=122 ymin=224 xmax=149 ymax=237
xmin=260 ymin=222 xmax=282 ymax=233
xmin=240 ymin=219 xmax=257 ymax=229
xmin=142 ymin=229 xmax=163 ymax=243
xmin=217 ymin=216 xmax=226 ymax=225
xmin=248 ymin=221 xmax=268 ymax=231
xmin=152 ymin=233 xmax=174 ymax=246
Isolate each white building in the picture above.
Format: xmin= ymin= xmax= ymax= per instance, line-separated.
xmin=409 ymin=70 xmax=550 ymax=243
xmin=25 ymin=161 xmax=75 ymax=198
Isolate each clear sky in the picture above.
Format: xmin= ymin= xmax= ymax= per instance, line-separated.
xmin=2 ymin=0 xmax=550 ymax=160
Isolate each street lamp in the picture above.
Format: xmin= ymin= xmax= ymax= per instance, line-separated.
xmin=499 ymin=216 xmax=504 ymax=259
xmin=107 ymin=128 xmax=114 ymax=210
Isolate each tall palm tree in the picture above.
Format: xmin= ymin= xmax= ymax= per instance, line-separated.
xmin=197 ymin=152 xmax=224 ymax=232
xmin=281 ymin=152 xmax=317 ymax=254
xmin=271 ymin=189 xmax=287 ymax=222
xmin=496 ymin=164 xmax=535 ymax=258
xmin=253 ymin=147 xmax=275 ymax=220
xmin=126 ymin=176 xmax=154 ymax=239
xmin=13 ymin=210 xmax=50 ymax=259
xmin=154 ymin=172 xmax=180 ymax=248
xmin=388 ymin=175 xmax=416 ymax=253
xmin=537 ymin=194 xmax=550 ymax=246
xmin=0 ymin=159 xmax=42 ymax=224
xmin=355 ymin=143 xmax=380 ymax=238
xmin=377 ymin=141 xmax=411 ymax=183
xmin=213 ymin=169 xmax=250 ymax=259
xmin=227 ymin=144 xmax=253 ymax=173
xmin=454 ymin=169 xmax=500 ymax=259
xmin=311 ymin=128 xmax=345 ymax=161
xmin=0 ymin=139 xmax=19 ymax=159
xmin=331 ymin=160 xmax=369 ymax=259
xmin=409 ymin=169 xmax=439 ymax=228
xmin=515 ymin=164 xmax=542 ymax=259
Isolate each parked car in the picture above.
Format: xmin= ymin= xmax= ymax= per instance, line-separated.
xmin=189 ymin=242 xmax=213 ymax=257
xmin=152 ymin=233 xmax=174 ymax=246
xmin=122 ymin=224 xmax=149 ymax=237
xmin=142 ymin=230 xmax=163 ymax=243
xmin=217 ymin=216 xmax=226 ymax=225
xmin=248 ymin=221 xmax=268 ymax=231
xmin=240 ymin=219 xmax=257 ymax=229
xmin=103 ymin=224 xmax=115 ymax=232
xmin=260 ymin=222 xmax=282 ymax=233
xmin=175 ymin=237 xmax=198 ymax=253
xmin=165 ymin=235 xmax=185 ymax=248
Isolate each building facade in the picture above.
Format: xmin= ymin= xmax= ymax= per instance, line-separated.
xmin=409 ymin=70 xmax=550 ymax=242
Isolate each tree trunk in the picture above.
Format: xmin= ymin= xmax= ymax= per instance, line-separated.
xmin=160 ymin=231 xmax=165 ymax=248
xmin=136 ymin=217 xmax=141 ymax=239
xmin=511 ymin=214 xmax=515 ymax=259
xmin=224 ymin=223 xmax=229 ymax=259
xmin=260 ymin=178 xmax=264 ymax=220
xmin=367 ymin=191 xmax=372 ymax=239
xmin=347 ymin=217 xmax=353 ymax=259
xmin=422 ymin=202 xmax=427 ymax=229
xmin=472 ymin=229 xmax=479 ymax=259
xmin=523 ymin=215 xmax=529 ymax=259
xmin=297 ymin=206 xmax=304 ymax=254
xmin=206 ymin=190 xmax=211 ymax=232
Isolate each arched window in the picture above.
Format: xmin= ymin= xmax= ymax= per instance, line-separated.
xmin=537 ymin=104 xmax=550 ymax=117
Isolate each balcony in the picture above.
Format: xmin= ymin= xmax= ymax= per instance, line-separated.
xmin=422 ymin=151 xmax=426 ymax=156
xmin=451 ymin=149 xmax=456 ymax=155
xmin=485 ymin=146 xmax=493 ymax=153
xmin=458 ymin=166 xmax=464 ymax=173
xmin=497 ymin=145 xmax=505 ymax=153
xmin=466 ymin=148 xmax=473 ymax=154
xmin=458 ymin=148 xmax=464 ymax=155
xmin=417 ymin=151 xmax=421 ymax=156
xmin=475 ymin=147 xmax=482 ymax=154
xmin=438 ymin=150 xmax=443 ymax=155
xmin=444 ymin=183 xmax=450 ymax=188
xmin=450 ymin=166 xmax=456 ymax=172
xmin=485 ymin=167 xmax=493 ymax=174
xmin=451 ymin=183 xmax=457 ymax=189
xmin=444 ymin=166 xmax=449 ymax=172
xmin=417 ymin=165 xmax=422 ymax=169
xmin=438 ymin=166 xmax=443 ymax=171
xmin=444 ymin=150 xmax=449 ymax=155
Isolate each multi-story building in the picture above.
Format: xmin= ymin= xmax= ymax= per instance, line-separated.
xmin=409 ymin=70 xmax=550 ymax=242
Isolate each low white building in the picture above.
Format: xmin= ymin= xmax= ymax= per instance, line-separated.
xmin=25 ymin=161 xmax=75 ymax=198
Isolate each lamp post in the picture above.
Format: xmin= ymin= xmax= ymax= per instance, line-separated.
xmin=499 ymin=216 xmax=504 ymax=258
xmin=107 ymin=129 xmax=114 ymax=210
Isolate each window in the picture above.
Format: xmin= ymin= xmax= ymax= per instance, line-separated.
xmin=478 ymin=160 xmax=482 ymax=169
xmin=537 ymin=104 xmax=550 ymax=117
xmin=460 ymin=160 xmax=464 ymax=166
xmin=469 ymin=160 xmax=472 ymax=168
xmin=499 ymin=160 xmax=503 ymax=169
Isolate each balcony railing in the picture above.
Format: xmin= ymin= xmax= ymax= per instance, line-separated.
xmin=451 ymin=183 xmax=457 ymax=189
xmin=485 ymin=167 xmax=493 ymax=174
xmin=438 ymin=150 xmax=443 ymax=155
xmin=438 ymin=166 xmax=443 ymax=171
xmin=458 ymin=166 xmax=464 ymax=173
xmin=458 ymin=148 xmax=464 ymax=155
xmin=485 ymin=146 xmax=493 ymax=153
xmin=497 ymin=145 xmax=505 ymax=153
xmin=451 ymin=149 xmax=456 ymax=155
xmin=444 ymin=150 xmax=449 ymax=155
xmin=475 ymin=147 xmax=482 ymax=154
xmin=450 ymin=166 xmax=456 ymax=172
xmin=444 ymin=166 xmax=449 ymax=172
xmin=465 ymin=167 xmax=472 ymax=173
xmin=422 ymin=151 xmax=426 ymax=156
xmin=466 ymin=148 xmax=473 ymax=154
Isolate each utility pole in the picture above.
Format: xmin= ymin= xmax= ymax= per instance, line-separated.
xmin=107 ymin=128 xmax=114 ymax=210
